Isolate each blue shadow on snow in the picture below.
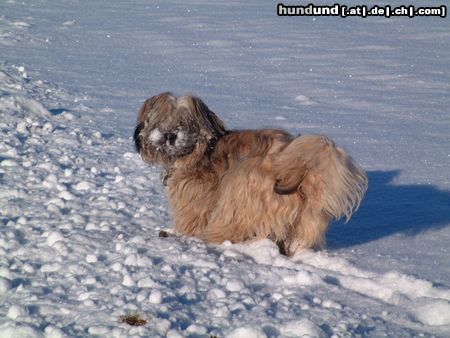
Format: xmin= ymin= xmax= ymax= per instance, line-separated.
xmin=328 ymin=170 xmax=450 ymax=248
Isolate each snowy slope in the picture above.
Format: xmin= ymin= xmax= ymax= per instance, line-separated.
xmin=1 ymin=0 xmax=450 ymax=337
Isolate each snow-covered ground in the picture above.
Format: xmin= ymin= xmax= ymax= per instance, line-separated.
xmin=1 ymin=0 xmax=449 ymax=337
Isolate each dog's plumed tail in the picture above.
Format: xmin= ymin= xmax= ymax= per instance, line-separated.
xmin=273 ymin=135 xmax=368 ymax=249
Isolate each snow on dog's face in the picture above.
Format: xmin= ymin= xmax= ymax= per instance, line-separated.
xmin=134 ymin=92 xmax=225 ymax=166
xmin=145 ymin=125 xmax=197 ymax=158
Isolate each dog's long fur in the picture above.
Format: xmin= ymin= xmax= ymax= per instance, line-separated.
xmin=134 ymin=92 xmax=368 ymax=255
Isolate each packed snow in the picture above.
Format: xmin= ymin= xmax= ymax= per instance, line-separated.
xmin=1 ymin=0 xmax=449 ymax=337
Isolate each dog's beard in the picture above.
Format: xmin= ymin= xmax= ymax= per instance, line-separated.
xmin=146 ymin=126 xmax=198 ymax=158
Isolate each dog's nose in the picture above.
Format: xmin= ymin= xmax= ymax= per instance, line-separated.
xmin=165 ymin=132 xmax=177 ymax=145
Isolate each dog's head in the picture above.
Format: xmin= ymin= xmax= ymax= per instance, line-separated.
xmin=134 ymin=92 xmax=226 ymax=166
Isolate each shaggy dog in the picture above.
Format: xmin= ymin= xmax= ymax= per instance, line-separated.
xmin=134 ymin=92 xmax=367 ymax=255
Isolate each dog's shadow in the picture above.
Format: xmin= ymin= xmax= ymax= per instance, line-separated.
xmin=328 ymin=170 xmax=450 ymax=249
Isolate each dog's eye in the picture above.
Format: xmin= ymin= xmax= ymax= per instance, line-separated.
xmin=165 ymin=132 xmax=177 ymax=145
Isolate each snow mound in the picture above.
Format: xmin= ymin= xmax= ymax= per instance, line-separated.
xmin=280 ymin=319 xmax=326 ymax=338
xmin=0 ymin=322 xmax=43 ymax=338
xmin=414 ymin=300 xmax=450 ymax=326
xmin=226 ymin=327 xmax=267 ymax=338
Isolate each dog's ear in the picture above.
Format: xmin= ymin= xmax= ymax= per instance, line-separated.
xmin=178 ymin=95 xmax=226 ymax=140
xmin=194 ymin=97 xmax=226 ymax=139
xmin=133 ymin=121 xmax=144 ymax=153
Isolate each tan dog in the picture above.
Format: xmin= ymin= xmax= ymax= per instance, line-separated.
xmin=134 ymin=92 xmax=367 ymax=255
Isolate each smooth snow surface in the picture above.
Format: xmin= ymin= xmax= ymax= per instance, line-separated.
xmin=1 ymin=0 xmax=449 ymax=337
